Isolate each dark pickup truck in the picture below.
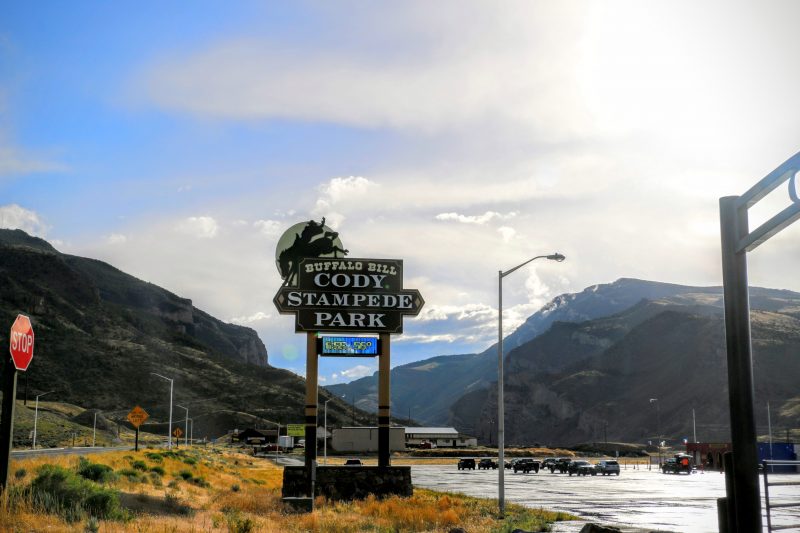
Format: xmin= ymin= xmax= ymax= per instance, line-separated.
xmin=551 ymin=457 xmax=573 ymax=473
xmin=512 ymin=458 xmax=541 ymax=473
xmin=662 ymin=454 xmax=693 ymax=474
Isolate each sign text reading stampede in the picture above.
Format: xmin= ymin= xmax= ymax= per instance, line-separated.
xmin=273 ymin=258 xmax=424 ymax=333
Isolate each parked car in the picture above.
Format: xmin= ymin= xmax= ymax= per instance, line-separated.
xmin=458 ymin=458 xmax=476 ymax=470
xmin=344 ymin=458 xmax=362 ymax=466
xmin=662 ymin=454 xmax=693 ymax=474
xmin=478 ymin=459 xmax=498 ymax=470
xmin=552 ymin=457 xmax=573 ymax=473
xmin=568 ymin=460 xmax=596 ymax=476
xmin=595 ymin=460 xmax=621 ymax=476
xmin=541 ymin=458 xmax=558 ymax=471
xmin=513 ymin=458 xmax=541 ymax=473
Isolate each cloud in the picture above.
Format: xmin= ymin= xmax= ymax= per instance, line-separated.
xmin=0 ymin=142 xmax=65 ymax=177
xmin=176 ymin=216 xmax=218 ymax=239
xmin=497 ymin=226 xmax=516 ymax=243
xmin=229 ymin=311 xmax=271 ymax=325
xmin=312 ymin=176 xmax=376 ymax=228
xmin=253 ymin=219 xmax=282 ymax=236
xmin=435 ymin=211 xmax=517 ymax=225
xmin=0 ymin=204 xmax=49 ymax=236
xmin=340 ymin=365 xmax=375 ymax=379
xmin=107 ymin=233 xmax=127 ymax=245
xmin=393 ymin=333 xmax=458 ymax=344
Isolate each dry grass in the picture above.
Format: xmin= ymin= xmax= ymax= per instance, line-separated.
xmin=1 ymin=446 xmax=576 ymax=532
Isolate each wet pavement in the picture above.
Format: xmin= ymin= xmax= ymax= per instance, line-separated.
xmin=411 ymin=464 xmax=800 ymax=532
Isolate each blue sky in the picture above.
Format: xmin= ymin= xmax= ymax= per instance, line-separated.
xmin=3 ymin=1 xmax=800 ymax=384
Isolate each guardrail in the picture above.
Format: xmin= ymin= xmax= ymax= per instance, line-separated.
xmin=762 ymin=459 xmax=800 ymax=532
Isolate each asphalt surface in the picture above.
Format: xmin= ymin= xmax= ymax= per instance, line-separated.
xmin=411 ymin=464 xmax=800 ymax=532
xmin=11 ymin=445 xmax=133 ymax=458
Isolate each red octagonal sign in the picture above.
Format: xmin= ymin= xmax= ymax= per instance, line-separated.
xmin=9 ymin=314 xmax=34 ymax=371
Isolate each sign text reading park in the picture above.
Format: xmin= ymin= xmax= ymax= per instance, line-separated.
xmin=274 ymin=257 xmax=424 ymax=333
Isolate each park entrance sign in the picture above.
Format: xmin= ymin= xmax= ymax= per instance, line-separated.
xmin=273 ymin=257 xmax=424 ymax=332
xmin=273 ymin=219 xmax=424 ymax=504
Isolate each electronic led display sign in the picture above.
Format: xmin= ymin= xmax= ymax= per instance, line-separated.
xmin=318 ymin=335 xmax=380 ymax=356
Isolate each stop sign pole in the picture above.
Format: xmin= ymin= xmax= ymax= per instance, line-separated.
xmin=0 ymin=315 xmax=35 ymax=490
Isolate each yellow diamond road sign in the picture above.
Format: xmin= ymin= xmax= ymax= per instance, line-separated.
xmin=173 ymin=427 xmax=183 ymax=438
xmin=126 ymin=406 xmax=149 ymax=429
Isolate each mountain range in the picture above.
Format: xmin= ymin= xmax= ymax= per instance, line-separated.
xmin=329 ymin=278 xmax=800 ymax=445
xmin=0 ymin=229 xmax=364 ymax=445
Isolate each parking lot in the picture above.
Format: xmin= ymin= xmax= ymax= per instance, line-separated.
xmin=411 ymin=464 xmax=800 ymax=532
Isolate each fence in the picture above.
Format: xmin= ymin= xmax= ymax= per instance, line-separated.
xmin=762 ymin=459 xmax=800 ymax=532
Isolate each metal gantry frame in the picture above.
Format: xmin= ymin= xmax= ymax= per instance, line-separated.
xmin=719 ymin=151 xmax=800 ymax=533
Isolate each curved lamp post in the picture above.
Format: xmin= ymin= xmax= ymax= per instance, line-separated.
xmin=151 ymin=373 xmax=174 ymax=449
xmin=32 ymin=391 xmax=53 ymax=450
xmin=498 ymin=253 xmax=565 ymax=518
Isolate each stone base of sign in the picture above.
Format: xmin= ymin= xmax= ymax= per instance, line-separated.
xmin=281 ymin=496 xmax=314 ymax=513
xmin=282 ymin=466 xmax=412 ymax=501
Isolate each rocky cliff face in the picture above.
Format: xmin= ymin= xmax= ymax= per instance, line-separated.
xmin=0 ymin=230 xmax=347 ymax=439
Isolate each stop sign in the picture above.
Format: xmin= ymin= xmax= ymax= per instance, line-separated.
xmin=9 ymin=315 xmax=34 ymax=371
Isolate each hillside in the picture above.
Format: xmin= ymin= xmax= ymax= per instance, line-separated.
xmin=330 ymin=278 xmax=800 ymax=429
xmin=453 ymin=298 xmax=800 ymax=446
xmin=0 ymin=229 xmax=364 ymax=444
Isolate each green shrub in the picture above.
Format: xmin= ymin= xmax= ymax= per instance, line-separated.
xmin=190 ymin=475 xmax=210 ymax=488
xmin=178 ymin=470 xmax=193 ymax=481
xmin=183 ymin=456 xmax=197 ymax=465
xmin=144 ymin=452 xmax=163 ymax=462
xmin=30 ymin=464 xmax=125 ymax=521
xmin=167 ymin=479 xmax=180 ymax=489
xmin=149 ymin=472 xmax=163 ymax=487
xmin=14 ymin=468 xmax=26 ymax=479
xmin=149 ymin=465 xmax=165 ymax=476
xmin=117 ymin=468 xmax=141 ymax=482
xmin=77 ymin=458 xmax=115 ymax=483
xmin=231 ymin=484 xmax=240 ymax=492
xmin=131 ymin=460 xmax=148 ymax=471
xmin=225 ymin=510 xmax=255 ymax=533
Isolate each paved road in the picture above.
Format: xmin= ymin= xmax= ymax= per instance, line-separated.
xmin=412 ymin=465 xmax=800 ymax=532
xmin=11 ymin=446 xmax=133 ymax=459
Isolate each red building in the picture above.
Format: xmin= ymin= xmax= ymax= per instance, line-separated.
xmin=686 ymin=442 xmax=732 ymax=470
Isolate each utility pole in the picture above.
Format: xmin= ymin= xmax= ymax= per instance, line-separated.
xmin=92 ymin=411 xmax=97 ymax=447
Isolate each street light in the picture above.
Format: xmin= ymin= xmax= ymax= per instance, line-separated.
xmin=650 ymin=398 xmax=661 ymax=465
xmin=324 ymin=398 xmax=333 ymax=465
xmin=92 ymin=411 xmax=98 ymax=447
xmin=498 ymin=252 xmax=565 ymax=518
xmin=176 ymin=404 xmax=189 ymax=447
xmin=151 ymin=373 xmax=174 ymax=449
xmin=32 ymin=391 xmax=53 ymax=450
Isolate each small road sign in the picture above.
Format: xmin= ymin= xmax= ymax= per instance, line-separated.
xmin=126 ymin=406 xmax=149 ymax=428
xmin=173 ymin=427 xmax=183 ymax=438
xmin=9 ymin=315 xmax=34 ymax=371
xmin=287 ymin=424 xmax=305 ymax=437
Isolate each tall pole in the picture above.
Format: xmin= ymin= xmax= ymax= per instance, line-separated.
xmin=767 ymin=401 xmax=773 ymax=460
xmin=32 ymin=391 xmax=52 ymax=450
xmin=92 ymin=411 xmax=97 ymax=447
xmin=692 ymin=408 xmax=697 ymax=443
xmin=497 ymin=253 xmax=565 ymax=519
xmin=378 ymin=332 xmax=391 ymax=468
xmin=151 ymin=373 xmax=174 ymax=449
xmin=498 ymin=270 xmax=505 ymax=518
xmin=304 ymin=333 xmax=318 ymax=472
xmin=324 ymin=399 xmax=331 ymax=465
xmin=176 ymin=405 xmax=189 ymax=447
xmin=0 ymin=360 xmax=18 ymax=489
xmin=720 ymin=196 xmax=761 ymax=532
